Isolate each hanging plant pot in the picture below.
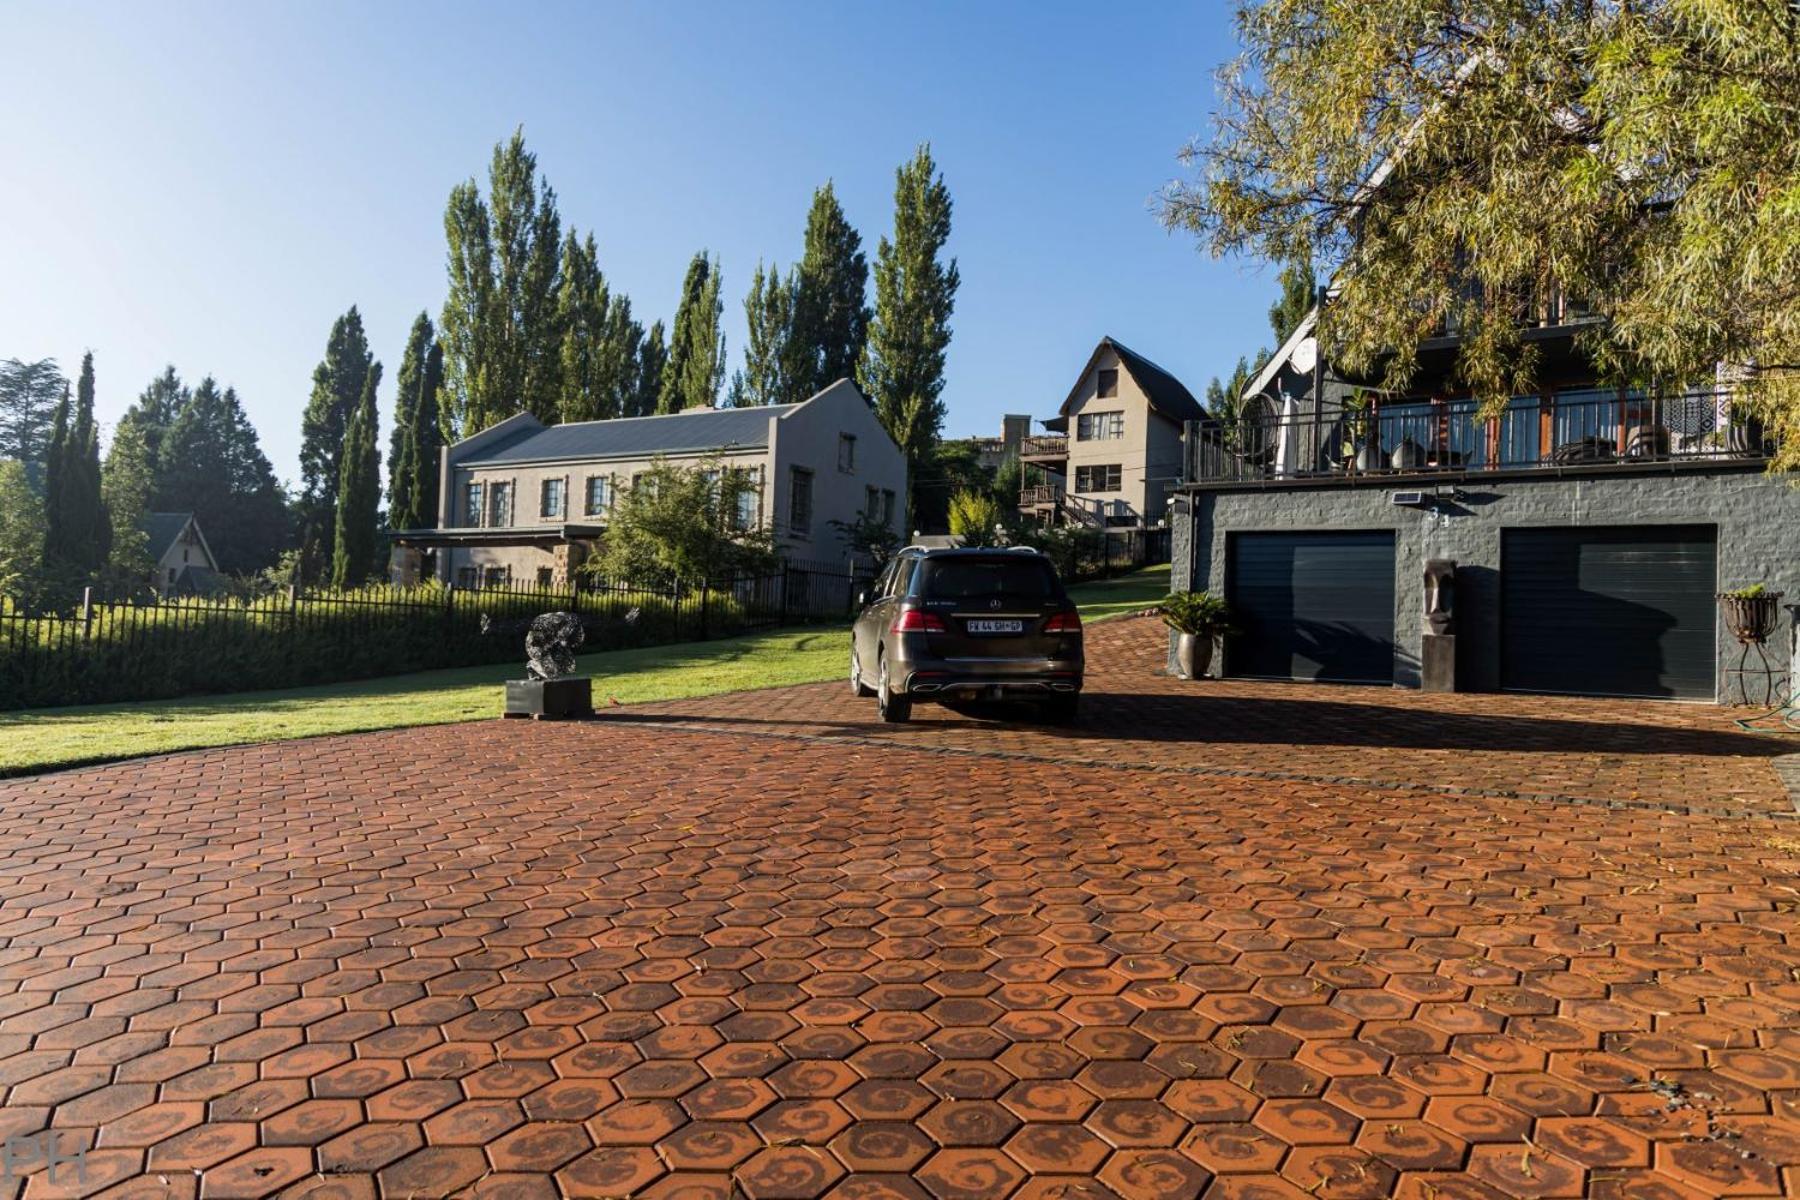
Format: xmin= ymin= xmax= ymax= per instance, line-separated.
xmin=1719 ymin=591 xmax=1782 ymax=644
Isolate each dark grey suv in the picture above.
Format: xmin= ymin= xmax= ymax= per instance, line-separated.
xmin=850 ymin=547 xmax=1084 ymax=724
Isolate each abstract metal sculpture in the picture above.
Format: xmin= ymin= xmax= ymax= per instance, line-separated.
xmin=525 ymin=612 xmax=585 ymax=680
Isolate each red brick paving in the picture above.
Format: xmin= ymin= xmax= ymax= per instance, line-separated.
xmin=631 ymin=616 xmax=1796 ymax=816
xmin=0 ymin=620 xmax=1798 ymax=1197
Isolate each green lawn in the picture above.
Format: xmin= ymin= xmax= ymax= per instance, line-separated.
xmin=0 ymin=564 xmax=1172 ymax=779
xmin=1067 ymin=562 xmax=1171 ymax=623
xmin=0 ymin=627 xmax=851 ymax=779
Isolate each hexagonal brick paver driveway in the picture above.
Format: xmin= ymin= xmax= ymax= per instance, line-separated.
xmin=1 ymin=619 xmax=1798 ymax=1199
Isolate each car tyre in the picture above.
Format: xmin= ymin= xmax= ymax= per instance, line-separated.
xmin=850 ymin=649 xmax=875 ymax=697
xmin=877 ymin=653 xmax=912 ymax=723
xmin=1043 ymin=692 xmax=1080 ymax=725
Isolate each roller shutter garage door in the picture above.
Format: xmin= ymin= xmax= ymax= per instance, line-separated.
xmin=1501 ymin=525 xmax=1717 ymax=699
xmin=1226 ymin=531 xmax=1396 ymax=683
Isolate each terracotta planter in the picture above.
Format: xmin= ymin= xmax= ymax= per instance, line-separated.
xmin=1175 ymin=631 xmax=1215 ymax=680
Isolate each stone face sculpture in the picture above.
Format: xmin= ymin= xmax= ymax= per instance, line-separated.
xmin=1424 ymin=559 xmax=1456 ymax=636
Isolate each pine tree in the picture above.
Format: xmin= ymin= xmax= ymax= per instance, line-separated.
xmin=659 ymin=252 xmax=725 ymax=412
xmin=631 ymin=321 xmax=668 ymax=417
xmin=738 ymin=261 xmax=794 ymax=406
xmin=106 ymin=366 xmax=185 ymax=586
xmin=860 ymin=145 xmax=960 ymax=521
xmin=160 ymin=378 xmax=291 ymax=576
xmin=299 ymin=307 xmax=375 ymax=579
xmin=389 ymin=315 xmax=446 ymax=533
xmin=0 ymin=357 xmax=65 ymax=463
xmin=332 ymin=365 xmax=381 ymax=588
xmin=791 ymin=182 xmax=870 ymax=396
xmin=441 ymin=129 xmax=564 ymax=435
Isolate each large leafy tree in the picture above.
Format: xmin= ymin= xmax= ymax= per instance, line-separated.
xmin=659 ymin=252 xmax=725 ymax=413
xmin=300 ymin=307 xmax=376 ymax=576
xmin=389 ymin=314 xmax=446 ymax=532
xmin=0 ymin=357 xmax=64 ymax=463
xmin=861 ymin=144 xmax=959 ymax=522
xmin=42 ymin=353 xmax=111 ymax=585
xmin=442 ymin=129 xmax=564 ymax=435
xmin=332 ymin=366 xmax=382 ymax=587
xmin=1163 ymin=1 xmax=1800 ymax=467
xmin=0 ymin=459 xmax=45 ymax=599
xmin=159 ymin=378 xmax=290 ymax=575
xmin=791 ymin=181 xmax=870 ymax=396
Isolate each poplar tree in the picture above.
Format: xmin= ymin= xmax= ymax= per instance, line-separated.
xmin=332 ymin=366 xmax=382 ymax=587
xmin=861 ymin=144 xmax=959 ymax=519
xmin=441 ymin=129 xmax=564 ymax=435
xmin=631 ymin=322 xmax=668 ymax=417
xmin=738 ymin=261 xmax=794 ymax=406
xmin=791 ymin=181 xmax=870 ymax=395
xmin=659 ymin=253 xmax=726 ymax=412
xmin=555 ymin=233 xmax=643 ymax=424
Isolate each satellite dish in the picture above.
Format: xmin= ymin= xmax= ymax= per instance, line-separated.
xmin=1290 ymin=337 xmax=1318 ymax=375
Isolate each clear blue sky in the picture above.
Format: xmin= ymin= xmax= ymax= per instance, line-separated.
xmin=2 ymin=0 xmax=1279 ymax=486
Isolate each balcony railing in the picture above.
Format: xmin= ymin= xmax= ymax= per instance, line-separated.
xmin=1185 ymin=390 xmax=1770 ymax=486
xmin=1020 ymin=483 xmax=1064 ymax=507
xmin=1019 ymin=435 xmax=1069 ymax=459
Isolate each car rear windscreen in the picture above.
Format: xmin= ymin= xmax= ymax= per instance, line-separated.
xmin=923 ymin=558 xmax=1058 ymax=600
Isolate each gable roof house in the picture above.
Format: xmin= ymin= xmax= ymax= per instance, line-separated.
xmin=390 ymin=379 xmax=906 ymax=589
xmin=1018 ymin=337 xmax=1208 ymax=535
xmin=1170 ymin=87 xmax=1798 ymax=702
xmin=143 ymin=512 xmax=225 ymax=595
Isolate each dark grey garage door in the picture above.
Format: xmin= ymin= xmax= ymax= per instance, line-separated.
xmin=1502 ymin=526 xmax=1717 ymax=699
xmin=1227 ymin=531 xmax=1396 ymax=683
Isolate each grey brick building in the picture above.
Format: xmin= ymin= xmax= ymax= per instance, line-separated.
xmin=1172 ymin=316 xmax=1800 ymax=703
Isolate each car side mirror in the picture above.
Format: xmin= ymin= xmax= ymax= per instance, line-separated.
xmin=855 ymin=589 xmax=871 ymax=608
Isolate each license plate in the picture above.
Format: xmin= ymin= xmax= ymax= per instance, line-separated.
xmin=966 ymin=619 xmax=1023 ymax=634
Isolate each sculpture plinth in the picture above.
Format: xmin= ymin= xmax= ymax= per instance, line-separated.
xmin=504 ymin=676 xmax=593 ymax=720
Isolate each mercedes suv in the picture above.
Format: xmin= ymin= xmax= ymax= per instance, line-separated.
xmin=849 ymin=547 xmax=1083 ymax=724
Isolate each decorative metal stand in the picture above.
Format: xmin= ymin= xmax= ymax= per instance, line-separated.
xmin=1731 ymin=599 xmax=1799 ymax=733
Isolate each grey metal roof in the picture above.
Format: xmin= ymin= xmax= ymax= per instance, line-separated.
xmin=141 ymin=512 xmax=193 ymax=561
xmin=462 ymin=405 xmax=798 ymax=466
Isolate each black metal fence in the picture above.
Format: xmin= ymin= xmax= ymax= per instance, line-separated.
xmin=0 ymin=558 xmax=869 ymax=712
xmin=1187 ymin=390 xmax=1771 ymax=485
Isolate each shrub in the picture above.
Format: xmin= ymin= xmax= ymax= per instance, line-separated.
xmin=948 ymin=490 xmax=1009 ymax=547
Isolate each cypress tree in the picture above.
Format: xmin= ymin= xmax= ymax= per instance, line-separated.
xmin=860 ymin=144 xmax=960 ymax=521
xmin=389 ymin=313 xmax=433 ymax=513
xmin=332 ymin=366 xmax=382 ymax=587
xmin=658 ymin=252 xmax=725 ymax=412
xmin=67 ymin=353 xmax=111 ymax=576
xmin=390 ymin=316 xmax=446 ymax=533
xmin=41 ymin=384 xmax=70 ymax=575
xmin=792 ymin=181 xmax=870 ymax=396
xmin=299 ymin=307 xmax=374 ymax=578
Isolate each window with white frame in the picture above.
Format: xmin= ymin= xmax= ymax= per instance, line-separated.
xmin=585 ymin=475 xmax=609 ymax=515
xmin=730 ymin=468 xmax=761 ymax=531
xmin=1076 ymin=411 xmax=1124 ymax=441
xmin=541 ymin=478 xmax=565 ymax=519
xmin=1074 ymin=464 xmax=1122 ymax=492
xmin=465 ymin=482 xmax=484 ymax=527
xmin=487 ymin=482 xmax=512 ymax=527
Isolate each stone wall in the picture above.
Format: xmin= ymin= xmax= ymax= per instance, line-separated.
xmin=1175 ymin=465 xmax=1800 ymax=700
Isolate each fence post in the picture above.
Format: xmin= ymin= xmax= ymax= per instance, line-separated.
xmin=779 ymin=563 xmax=790 ymax=627
xmin=699 ymin=578 xmax=711 ymax=641
xmin=672 ymin=578 xmax=682 ymax=641
xmin=80 ymin=588 xmax=93 ymax=639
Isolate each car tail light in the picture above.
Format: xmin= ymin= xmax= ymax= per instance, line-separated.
xmin=1044 ymin=610 xmax=1082 ymax=634
xmin=892 ymin=608 xmax=947 ymax=634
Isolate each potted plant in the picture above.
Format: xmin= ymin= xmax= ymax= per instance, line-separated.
xmin=1159 ymin=591 xmax=1233 ymax=680
xmin=1719 ymin=583 xmax=1782 ymax=644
